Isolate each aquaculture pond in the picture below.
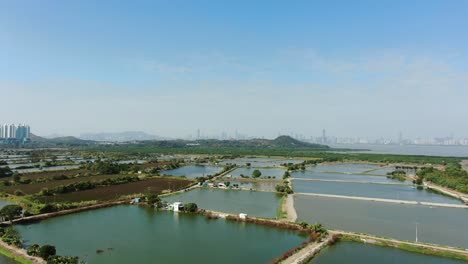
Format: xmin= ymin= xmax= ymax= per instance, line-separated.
xmin=164 ymin=188 xmax=281 ymax=218
xmin=220 ymin=158 xmax=303 ymax=167
xmin=17 ymin=206 xmax=306 ymax=264
xmin=295 ymin=195 xmax=468 ymax=248
xmin=291 ymin=171 xmax=407 ymax=184
xmin=308 ymin=163 xmax=381 ymax=174
xmin=161 ymin=165 xmax=222 ymax=178
xmin=292 ymin=180 xmax=462 ymax=204
xmin=229 ymin=167 xmax=285 ymax=179
xmin=309 ymin=241 xmax=466 ymax=264
xmin=217 ymin=180 xmax=277 ymax=192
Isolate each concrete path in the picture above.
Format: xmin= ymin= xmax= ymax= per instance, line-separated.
xmin=295 ymin=192 xmax=468 ymax=209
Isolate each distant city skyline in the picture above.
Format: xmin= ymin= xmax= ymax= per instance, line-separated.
xmin=2 ymin=1 xmax=468 ymax=139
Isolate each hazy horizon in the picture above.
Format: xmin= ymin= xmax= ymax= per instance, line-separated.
xmin=2 ymin=1 xmax=468 ymax=139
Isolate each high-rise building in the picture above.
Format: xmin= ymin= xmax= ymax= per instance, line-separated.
xmin=0 ymin=123 xmax=30 ymax=141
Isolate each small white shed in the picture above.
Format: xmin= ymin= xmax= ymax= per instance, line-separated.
xmin=173 ymin=202 xmax=184 ymax=212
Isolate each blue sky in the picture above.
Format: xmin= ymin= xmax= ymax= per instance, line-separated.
xmin=1 ymin=0 xmax=468 ymax=139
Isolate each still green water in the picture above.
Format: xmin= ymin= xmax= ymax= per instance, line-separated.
xmin=292 ymin=180 xmax=462 ymax=204
xmin=230 ymin=167 xmax=285 ymax=178
xmin=17 ymin=206 xmax=306 ymax=264
xmin=309 ymin=241 xmax=466 ymax=264
xmin=164 ymin=188 xmax=281 ymax=218
xmin=161 ymin=165 xmax=222 ymax=178
xmin=295 ymin=195 xmax=468 ymax=248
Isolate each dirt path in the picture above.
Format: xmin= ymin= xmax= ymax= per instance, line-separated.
xmin=283 ymin=194 xmax=297 ymax=222
xmin=0 ymin=240 xmax=45 ymax=264
xmin=281 ymin=235 xmax=332 ymax=264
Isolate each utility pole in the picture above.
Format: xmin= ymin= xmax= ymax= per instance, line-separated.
xmin=415 ymin=222 xmax=418 ymax=242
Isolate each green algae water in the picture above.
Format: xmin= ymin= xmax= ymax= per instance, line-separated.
xmin=309 ymin=241 xmax=466 ymax=264
xmin=295 ymin=195 xmax=468 ymax=248
xmin=17 ymin=205 xmax=306 ymax=264
xmin=164 ymin=188 xmax=281 ymax=218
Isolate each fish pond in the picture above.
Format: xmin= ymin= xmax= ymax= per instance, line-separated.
xmin=161 ymin=165 xmax=222 ymax=178
xmin=220 ymin=158 xmax=303 ymax=167
xmin=295 ymin=195 xmax=468 ymax=249
xmin=292 ymin=180 xmax=462 ymax=204
xmin=17 ymin=206 xmax=305 ymax=264
xmin=291 ymin=171 xmax=407 ymax=184
xmin=308 ymin=163 xmax=381 ymax=174
xmin=309 ymin=241 xmax=466 ymax=264
xmin=229 ymin=167 xmax=285 ymax=179
xmin=164 ymin=188 xmax=281 ymax=218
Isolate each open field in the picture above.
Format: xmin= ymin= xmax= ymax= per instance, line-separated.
xmin=36 ymin=177 xmax=194 ymax=202
xmin=0 ymin=169 xmax=87 ymax=182
xmin=0 ymin=174 xmax=125 ymax=195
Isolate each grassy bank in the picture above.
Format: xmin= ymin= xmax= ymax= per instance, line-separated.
xmin=0 ymin=244 xmax=33 ymax=264
xmin=340 ymin=234 xmax=468 ymax=261
xmin=277 ymin=194 xmax=287 ymax=219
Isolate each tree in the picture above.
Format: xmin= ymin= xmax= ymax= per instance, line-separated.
xmin=145 ymin=190 xmax=161 ymax=207
xmin=184 ymin=203 xmax=198 ymax=213
xmin=39 ymin=245 xmax=56 ymax=259
xmin=252 ymin=169 xmax=262 ymax=178
xmin=2 ymin=227 xmax=22 ymax=247
xmin=283 ymin=171 xmax=290 ymax=179
xmin=0 ymin=204 xmax=23 ymax=222
xmin=27 ymin=244 xmax=40 ymax=256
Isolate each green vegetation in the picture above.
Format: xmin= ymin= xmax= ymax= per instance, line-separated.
xmin=275 ymin=182 xmax=293 ymax=194
xmin=46 ymin=255 xmax=80 ymax=264
xmin=341 ymin=234 xmax=468 ymax=261
xmin=0 ymin=227 xmax=22 ymax=247
xmin=144 ymin=190 xmax=162 ymax=208
xmin=417 ymin=163 xmax=468 ymax=193
xmin=82 ymin=140 xmax=461 ymax=166
xmin=184 ymin=203 xmax=198 ymax=212
xmin=276 ymin=195 xmax=287 ymax=219
xmin=252 ymin=169 xmax=262 ymax=178
xmin=26 ymin=242 xmax=81 ymax=264
xmin=38 ymin=245 xmax=56 ymax=260
xmin=386 ymin=170 xmax=407 ymax=182
xmin=0 ymin=167 xmax=12 ymax=178
xmin=0 ymin=245 xmax=32 ymax=264
xmin=0 ymin=204 xmax=23 ymax=222
xmin=83 ymin=160 xmax=141 ymax=174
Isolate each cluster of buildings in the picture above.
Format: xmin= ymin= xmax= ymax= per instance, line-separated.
xmin=307 ymin=132 xmax=468 ymax=146
xmin=0 ymin=124 xmax=31 ymax=142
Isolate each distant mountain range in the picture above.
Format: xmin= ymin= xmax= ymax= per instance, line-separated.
xmin=79 ymin=131 xmax=167 ymax=142
xmin=138 ymin=135 xmax=329 ymax=149
xmin=28 ymin=133 xmax=329 ymax=150
xmin=30 ymin=133 xmax=93 ymax=145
